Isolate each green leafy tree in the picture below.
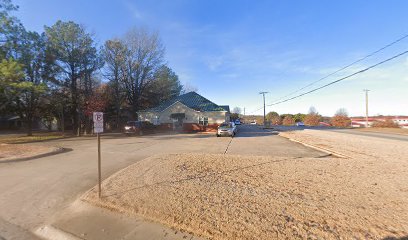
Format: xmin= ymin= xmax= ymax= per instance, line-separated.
xmin=45 ymin=21 xmax=101 ymax=134
xmin=0 ymin=0 xmax=22 ymax=58
xmin=266 ymin=111 xmax=281 ymax=125
xmin=0 ymin=58 xmax=24 ymax=111
xmin=16 ymin=30 xmax=50 ymax=135
xmin=293 ymin=113 xmax=306 ymax=122
xmin=282 ymin=115 xmax=295 ymax=126
xmin=144 ymin=65 xmax=182 ymax=108
xmin=266 ymin=111 xmax=279 ymax=121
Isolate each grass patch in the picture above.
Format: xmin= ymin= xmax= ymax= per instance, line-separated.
xmin=0 ymin=132 xmax=67 ymax=144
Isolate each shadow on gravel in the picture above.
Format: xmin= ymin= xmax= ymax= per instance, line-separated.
xmin=0 ymin=148 xmax=73 ymax=164
xmin=383 ymin=236 xmax=408 ymax=240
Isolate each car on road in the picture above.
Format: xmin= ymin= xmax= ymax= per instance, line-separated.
xmin=250 ymin=120 xmax=257 ymax=125
xmin=296 ymin=122 xmax=305 ymax=126
xmin=234 ymin=119 xmax=241 ymax=125
xmin=124 ymin=121 xmax=155 ymax=135
xmin=216 ymin=122 xmax=237 ymax=137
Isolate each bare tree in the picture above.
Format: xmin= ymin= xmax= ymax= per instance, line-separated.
xmin=102 ymin=39 xmax=126 ymax=128
xmin=331 ymin=108 xmax=350 ymax=127
xmin=335 ymin=108 xmax=348 ymax=116
xmin=304 ymin=106 xmax=320 ymax=126
xmin=232 ymin=107 xmax=241 ymax=114
xmin=121 ymin=28 xmax=165 ymax=118
xmin=308 ymin=106 xmax=317 ymax=115
xmin=182 ymin=82 xmax=198 ymax=93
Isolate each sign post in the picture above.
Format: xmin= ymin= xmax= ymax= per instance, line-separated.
xmin=93 ymin=112 xmax=104 ymax=198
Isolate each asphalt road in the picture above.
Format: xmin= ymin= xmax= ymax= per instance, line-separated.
xmin=0 ymin=125 xmax=325 ymax=239
xmin=327 ymin=128 xmax=408 ymax=142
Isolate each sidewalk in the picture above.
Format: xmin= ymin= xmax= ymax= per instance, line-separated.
xmin=36 ymin=200 xmax=203 ymax=240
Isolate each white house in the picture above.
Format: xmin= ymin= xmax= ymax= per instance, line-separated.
xmin=138 ymin=92 xmax=230 ymax=132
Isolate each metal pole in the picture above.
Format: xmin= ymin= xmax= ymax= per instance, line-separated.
xmin=97 ymin=133 xmax=101 ymax=198
xmin=364 ymin=89 xmax=370 ymax=127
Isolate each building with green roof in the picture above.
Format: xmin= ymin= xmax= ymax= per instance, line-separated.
xmin=138 ymin=92 xmax=230 ymax=132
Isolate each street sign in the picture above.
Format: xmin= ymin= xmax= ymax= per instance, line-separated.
xmin=93 ymin=112 xmax=103 ymax=198
xmin=93 ymin=112 xmax=104 ymax=133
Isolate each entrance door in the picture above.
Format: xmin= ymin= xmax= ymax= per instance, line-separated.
xmin=170 ymin=113 xmax=185 ymax=132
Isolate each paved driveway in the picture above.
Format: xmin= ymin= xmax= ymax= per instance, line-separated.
xmin=0 ymin=125 xmax=324 ymax=239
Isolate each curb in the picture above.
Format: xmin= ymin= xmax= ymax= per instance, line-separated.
xmin=0 ymin=147 xmax=69 ymax=164
xmin=279 ymin=134 xmax=350 ymax=159
xmin=35 ymin=225 xmax=83 ymax=240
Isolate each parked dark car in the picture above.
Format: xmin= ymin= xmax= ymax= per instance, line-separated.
xmin=124 ymin=121 xmax=155 ymax=135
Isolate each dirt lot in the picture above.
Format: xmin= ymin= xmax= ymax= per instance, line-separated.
xmin=83 ymin=129 xmax=408 ymax=239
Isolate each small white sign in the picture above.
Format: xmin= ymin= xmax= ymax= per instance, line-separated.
xmin=93 ymin=112 xmax=104 ymax=133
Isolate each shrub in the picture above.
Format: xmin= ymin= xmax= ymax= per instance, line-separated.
xmin=331 ymin=115 xmax=351 ymax=127
xmin=282 ymin=116 xmax=295 ymax=126
xmin=371 ymin=119 xmax=400 ymax=128
xmin=304 ymin=114 xmax=320 ymax=126
xmin=271 ymin=116 xmax=282 ymax=125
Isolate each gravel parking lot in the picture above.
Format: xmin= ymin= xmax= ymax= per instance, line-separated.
xmin=0 ymin=125 xmax=324 ymax=239
xmin=83 ymin=129 xmax=408 ymax=239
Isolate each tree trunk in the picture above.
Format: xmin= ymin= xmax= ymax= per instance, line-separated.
xmin=61 ymin=106 xmax=65 ymax=137
xmin=26 ymin=117 xmax=33 ymax=136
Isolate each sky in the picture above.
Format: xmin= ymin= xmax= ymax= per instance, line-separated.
xmin=13 ymin=0 xmax=408 ymax=116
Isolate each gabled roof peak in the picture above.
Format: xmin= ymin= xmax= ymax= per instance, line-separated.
xmin=143 ymin=91 xmax=228 ymax=112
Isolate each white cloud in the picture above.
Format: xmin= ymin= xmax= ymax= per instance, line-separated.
xmin=123 ymin=1 xmax=143 ymax=19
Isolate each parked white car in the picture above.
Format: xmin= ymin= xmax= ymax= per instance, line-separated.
xmin=296 ymin=122 xmax=305 ymax=126
xmin=216 ymin=122 xmax=237 ymax=137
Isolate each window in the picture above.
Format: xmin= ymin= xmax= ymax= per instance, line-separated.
xmin=199 ymin=116 xmax=208 ymax=126
xmin=153 ymin=116 xmax=159 ymax=125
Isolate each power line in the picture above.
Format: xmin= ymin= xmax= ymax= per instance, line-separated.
xmin=248 ymin=34 xmax=408 ymax=114
xmin=270 ymin=33 xmax=408 ymax=103
xmin=266 ymin=50 xmax=408 ymax=107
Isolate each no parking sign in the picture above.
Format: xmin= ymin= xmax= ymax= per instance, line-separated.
xmin=93 ymin=112 xmax=104 ymax=133
xmin=93 ymin=112 xmax=104 ymax=198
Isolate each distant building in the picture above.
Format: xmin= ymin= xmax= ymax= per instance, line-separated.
xmin=138 ymin=92 xmax=230 ymax=132
xmin=350 ymin=116 xmax=408 ymax=128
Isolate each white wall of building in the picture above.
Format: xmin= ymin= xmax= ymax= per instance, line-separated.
xmin=138 ymin=101 xmax=229 ymax=125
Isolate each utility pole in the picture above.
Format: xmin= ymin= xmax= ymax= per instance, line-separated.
xmin=363 ymin=89 xmax=370 ymax=127
xmin=243 ymin=107 xmax=245 ymax=116
xmin=259 ymin=92 xmax=268 ymax=127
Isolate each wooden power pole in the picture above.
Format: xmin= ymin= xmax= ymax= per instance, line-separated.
xmin=363 ymin=89 xmax=370 ymax=127
xmin=259 ymin=92 xmax=268 ymax=127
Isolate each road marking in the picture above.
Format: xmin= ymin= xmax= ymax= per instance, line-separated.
xmin=224 ymin=137 xmax=233 ymax=154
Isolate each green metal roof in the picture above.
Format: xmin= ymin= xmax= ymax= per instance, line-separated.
xmin=144 ymin=92 xmax=227 ymax=112
xmin=219 ymin=105 xmax=230 ymax=113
